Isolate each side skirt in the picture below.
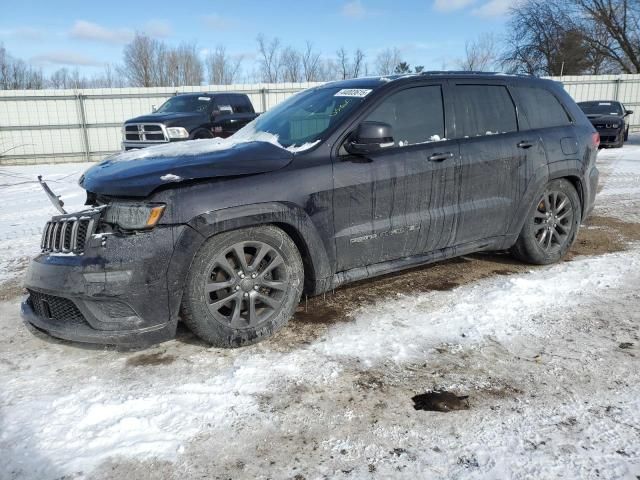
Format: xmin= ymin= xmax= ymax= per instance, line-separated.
xmin=324 ymin=236 xmax=506 ymax=292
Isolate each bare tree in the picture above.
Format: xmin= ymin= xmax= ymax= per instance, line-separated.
xmin=375 ymin=47 xmax=402 ymax=75
xmin=257 ymin=34 xmax=282 ymax=82
xmin=205 ymin=45 xmax=242 ymax=84
xmin=0 ymin=44 xmax=43 ymax=90
xmin=502 ymin=0 xmax=592 ymax=75
xmin=337 ymin=47 xmax=350 ymax=79
xmin=573 ymin=0 xmax=640 ymax=73
xmin=301 ymin=41 xmax=322 ymax=81
xmin=281 ymin=46 xmax=303 ymax=82
xmin=458 ymin=33 xmax=499 ymax=71
xmin=352 ymin=49 xmax=365 ymax=78
xmin=121 ymin=33 xmax=163 ymax=87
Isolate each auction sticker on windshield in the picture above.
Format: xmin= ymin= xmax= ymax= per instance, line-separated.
xmin=334 ymin=89 xmax=372 ymax=97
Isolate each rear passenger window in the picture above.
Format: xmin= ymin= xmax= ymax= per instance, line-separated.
xmin=231 ymin=95 xmax=253 ymax=114
xmin=454 ymin=85 xmax=517 ymax=137
xmin=364 ymin=86 xmax=445 ymax=147
xmin=515 ymin=87 xmax=572 ymax=129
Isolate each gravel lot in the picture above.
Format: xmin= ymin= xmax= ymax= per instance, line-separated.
xmin=1 ymin=138 xmax=639 ymax=480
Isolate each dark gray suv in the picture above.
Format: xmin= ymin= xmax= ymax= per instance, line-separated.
xmin=23 ymin=72 xmax=600 ymax=348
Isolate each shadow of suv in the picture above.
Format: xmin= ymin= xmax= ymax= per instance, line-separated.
xmin=23 ymin=72 xmax=600 ymax=348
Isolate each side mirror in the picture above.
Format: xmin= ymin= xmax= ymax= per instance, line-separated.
xmin=151 ymin=105 xmax=157 ymax=113
xmin=625 ymin=109 xmax=634 ymax=116
xmin=345 ymin=121 xmax=394 ymax=155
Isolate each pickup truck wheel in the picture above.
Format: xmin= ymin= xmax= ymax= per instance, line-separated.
xmin=193 ymin=130 xmax=213 ymax=139
xmin=181 ymin=225 xmax=303 ymax=347
xmin=511 ymin=179 xmax=581 ymax=265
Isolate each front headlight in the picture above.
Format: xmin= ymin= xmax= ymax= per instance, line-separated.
xmin=611 ymin=123 xmax=620 ymax=129
xmin=103 ymin=203 xmax=166 ymax=230
xmin=166 ymin=127 xmax=189 ymax=139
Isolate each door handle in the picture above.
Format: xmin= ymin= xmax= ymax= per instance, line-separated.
xmin=517 ymin=140 xmax=533 ymax=149
xmin=428 ymin=152 xmax=454 ymax=162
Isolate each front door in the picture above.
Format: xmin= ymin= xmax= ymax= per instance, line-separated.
xmin=333 ymin=84 xmax=460 ymax=271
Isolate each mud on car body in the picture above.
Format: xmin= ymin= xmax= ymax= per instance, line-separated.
xmin=22 ymin=72 xmax=600 ymax=348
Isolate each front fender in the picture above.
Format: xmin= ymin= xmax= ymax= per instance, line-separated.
xmin=166 ymin=202 xmax=333 ymax=317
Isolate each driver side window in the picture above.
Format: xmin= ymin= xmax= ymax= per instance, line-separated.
xmin=364 ymin=86 xmax=445 ymax=147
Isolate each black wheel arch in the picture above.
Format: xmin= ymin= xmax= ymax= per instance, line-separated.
xmin=190 ymin=127 xmax=213 ymax=139
xmin=164 ymin=202 xmax=334 ymax=321
xmin=505 ymin=161 xmax=586 ymax=247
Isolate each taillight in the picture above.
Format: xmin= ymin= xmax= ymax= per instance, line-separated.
xmin=592 ymin=132 xmax=600 ymax=149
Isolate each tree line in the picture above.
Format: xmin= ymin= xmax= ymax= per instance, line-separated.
xmin=1 ymin=0 xmax=638 ymax=90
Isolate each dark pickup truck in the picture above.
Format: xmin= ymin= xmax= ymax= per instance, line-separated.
xmin=122 ymin=92 xmax=258 ymax=150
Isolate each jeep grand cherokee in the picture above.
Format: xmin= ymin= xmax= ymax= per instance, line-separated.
xmin=23 ymin=72 xmax=599 ymax=348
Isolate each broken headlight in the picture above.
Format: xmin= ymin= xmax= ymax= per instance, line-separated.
xmin=103 ymin=203 xmax=166 ymax=231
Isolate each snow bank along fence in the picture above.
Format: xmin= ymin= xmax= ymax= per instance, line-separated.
xmin=1 ymin=75 xmax=639 ymax=165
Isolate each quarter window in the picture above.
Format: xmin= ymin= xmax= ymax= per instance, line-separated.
xmin=364 ymin=86 xmax=445 ymax=147
xmin=515 ymin=86 xmax=572 ymax=129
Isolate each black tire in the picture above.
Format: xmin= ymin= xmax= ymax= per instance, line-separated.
xmin=181 ymin=225 xmax=304 ymax=347
xmin=624 ymin=127 xmax=629 ymax=142
xmin=193 ymin=129 xmax=213 ymax=139
xmin=511 ymin=179 xmax=581 ymax=265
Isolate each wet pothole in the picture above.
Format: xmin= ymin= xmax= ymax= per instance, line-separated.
xmin=411 ymin=390 xmax=470 ymax=412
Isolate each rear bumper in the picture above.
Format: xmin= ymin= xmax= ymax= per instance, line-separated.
xmin=21 ymin=225 xmax=184 ymax=347
xmin=584 ymin=163 xmax=599 ymax=219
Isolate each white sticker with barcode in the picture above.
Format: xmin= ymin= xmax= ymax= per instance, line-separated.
xmin=198 ymin=97 xmax=211 ymax=101
xmin=334 ymin=89 xmax=372 ymax=97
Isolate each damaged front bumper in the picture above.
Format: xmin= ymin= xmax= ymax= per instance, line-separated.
xmin=21 ymin=224 xmax=184 ymax=347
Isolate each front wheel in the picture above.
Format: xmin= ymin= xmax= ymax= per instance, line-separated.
xmin=511 ymin=179 xmax=581 ymax=265
xmin=181 ymin=226 xmax=304 ymax=347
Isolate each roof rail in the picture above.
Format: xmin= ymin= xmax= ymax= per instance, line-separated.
xmin=420 ymin=71 xmax=534 ymax=77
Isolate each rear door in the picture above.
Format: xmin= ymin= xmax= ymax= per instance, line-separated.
xmin=332 ymin=83 xmax=460 ymax=271
xmin=450 ymin=81 xmax=541 ymax=245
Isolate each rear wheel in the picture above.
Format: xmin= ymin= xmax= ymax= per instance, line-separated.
xmin=181 ymin=226 xmax=303 ymax=347
xmin=511 ymin=179 xmax=581 ymax=265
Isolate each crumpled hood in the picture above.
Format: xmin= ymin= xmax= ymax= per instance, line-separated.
xmin=80 ymin=140 xmax=293 ymax=197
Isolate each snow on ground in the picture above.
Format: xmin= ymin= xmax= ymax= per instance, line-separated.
xmin=1 ymin=138 xmax=640 ymax=479
xmin=0 ymin=163 xmax=86 ymax=285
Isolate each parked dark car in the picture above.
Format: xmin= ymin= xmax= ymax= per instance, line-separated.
xmin=577 ymin=100 xmax=633 ymax=148
xmin=122 ymin=92 xmax=258 ymax=150
xmin=23 ymin=72 xmax=600 ymax=348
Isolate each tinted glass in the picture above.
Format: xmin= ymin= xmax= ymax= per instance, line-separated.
xmin=156 ymin=95 xmax=212 ymax=114
xmin=233 ymin=96 xmax=253 ymax=114
xmin=454 ymin=85 xmax=517 ymax=137
xmin=247 ymin=86 xmax=371 ymax=147
xmin=364 ymin=86 xmax=445 ymax=146
xmin=516 ymin=86 xmax=572 ymax=128
xmin=578 ymin=101 xmax=623 ymax=116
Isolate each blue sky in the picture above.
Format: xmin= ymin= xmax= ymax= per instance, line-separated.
xmin=0 ymin=0 xmax=514 ymax=79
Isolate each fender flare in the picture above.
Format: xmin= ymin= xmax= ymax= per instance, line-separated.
xmin=505 ymin=160 xmax=585 ymax=246
xmin=165 ymin=202 xmax=333 ymax=317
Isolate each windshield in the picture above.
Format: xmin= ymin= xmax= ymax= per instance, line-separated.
xmin=248 ymin=86 xmax=373 ymax=147
xmin=578 ymin=101 xmax=623 ymax=116
xmin=156 ymin=96 xmax=212 ymax=114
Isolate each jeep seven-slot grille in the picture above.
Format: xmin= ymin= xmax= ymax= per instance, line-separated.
xmin=41 ymin=217 xmax=94 ymax=254
xmin=27 ymin=290 xmax=85 ymax=324
xmin=124 ymin=123 xmax=168 ymax=143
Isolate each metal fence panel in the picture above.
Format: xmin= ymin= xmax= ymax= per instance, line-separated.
xmin=1 ymin=76 xmax=639 ymax=165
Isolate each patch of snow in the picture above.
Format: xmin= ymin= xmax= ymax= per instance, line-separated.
xmin=159 ymin=173 xmax=182 ymax=182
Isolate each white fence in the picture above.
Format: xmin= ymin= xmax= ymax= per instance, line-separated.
xmin=0 ymin=82 xmax=323 ymax=165
xmin=1 ymin=75 xmax=639 ymax=165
